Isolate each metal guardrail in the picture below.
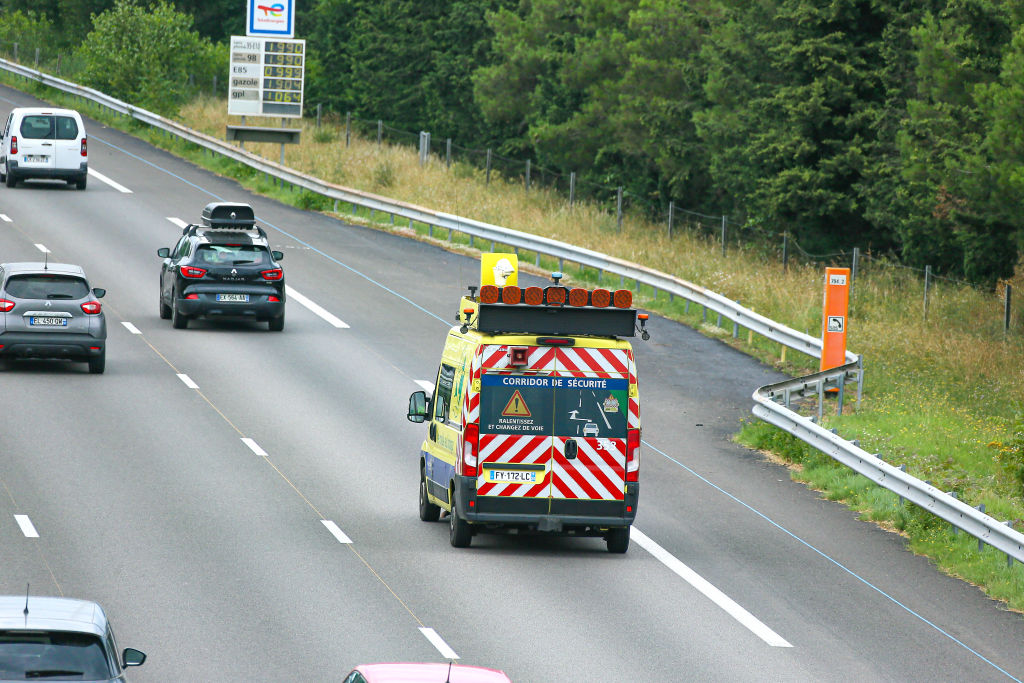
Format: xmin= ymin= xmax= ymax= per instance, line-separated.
xmin=5 ymin=59 xmax=1018 ymax=562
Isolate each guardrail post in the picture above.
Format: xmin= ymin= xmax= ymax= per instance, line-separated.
xmin=1005 ymin=283 xmax=1012 ymax=336
xmin=345 ymin=112 xmax=351 ymax=147
xmin=978 ymin=504 xmax=986 ymax=552
xmin=486 ymin=149 xmax=492 ymax=185
xmin=1004 ymin=522 xmax=1014 ymax=566
xmin=13 ymin=43 xmax=17 ymax=63
xmin=446 ymin=138 xmax=452 ymax=168
xmin=817 ymin=381 xmax=824 ymax=423
xmin=782 ymin=232 xmax=789 ymax=271
xmin=668 ymin=201 xmax=675 ymax=238
xmin=851 ymin=247 xmax=859 ymax=300
xmin=947 ymin=491 xmax=959 ymax=534
xmin=34 ymin=47 xmax=39 ymax=67
xmin=837 ymin=379 xmax=845 ymax=416
xmin=525 ymin=159 xmax=531 ymax=191
xmin=377 ymin=120 xmax=382 ymax=146
xmin=316 ymin=103 xmax=321 ymax=128
xmin=616 ymin=187 xmax=623 ymax=231
xmin=333 ymin=200 xmax=338 ymax=212
xmin=923 ymin=265 xmax=931 ymax=320
xmin=569 ymin=172 xmax=576 ymax=207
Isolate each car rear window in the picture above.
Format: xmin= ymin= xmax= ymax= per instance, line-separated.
xmin=0 ymin=630 xmax=112 ymax=680
xmin=4 ymin=274 xmax=90 ymax=300
xmin=479 ymin=374 xmax=629 ymax=438
xmin=197 ymin=244 xmax=269 ymax=266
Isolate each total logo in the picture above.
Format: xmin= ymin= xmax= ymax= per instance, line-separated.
xmin=256 ymin=3 xmax=284 ymax=17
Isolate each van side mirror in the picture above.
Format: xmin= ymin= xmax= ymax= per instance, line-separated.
xmin=157 ymin=247 xmax=170 ymax=258
xmin=272 ymin=250 xmax=284 ymax=260
xmin=408 ymin=391 xmax=429 ymax=423
xmin=92 ymin=288 xmax=105 ymax=299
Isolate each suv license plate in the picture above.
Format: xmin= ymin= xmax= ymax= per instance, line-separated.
xmin=485 ymin=469 xmax=538 ymax=483
xmin=30 ymin=317 xmax=67 ymax=326
xmin=216 ymin=294 xmax=249 ymax=302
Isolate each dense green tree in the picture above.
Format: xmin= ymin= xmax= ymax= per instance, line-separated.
xmin=74 ymin=0 xmax=222 ymax=115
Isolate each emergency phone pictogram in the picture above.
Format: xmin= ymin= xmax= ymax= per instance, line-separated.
xmin=502 ymin=390 xmax=532 ymax=417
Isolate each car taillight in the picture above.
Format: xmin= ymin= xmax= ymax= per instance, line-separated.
xmin=81 ymin=137 xmax=87 ymax=156
xmin=268 ymin=295 xmax=280 ymax=302
xmin=260 ymin=268 xmax=283 ymax=281
xmin=10 ymin=136 xmax=17 ymax=155
xmin=461 ymin=423 xmax=479 ymax=477
xmin=81 ymin=301 xmax=101 ymax=315
xmin=185 ymin=293 xmax=199 ymax=300
xmin=0 ymin=299 xmax=14 ymax=312
xmin=180 ymin=265 xmax=206 ymax=278
xmin=626 ymin=428 xmax=641 ymax=482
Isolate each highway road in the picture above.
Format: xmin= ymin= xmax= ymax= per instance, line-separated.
xmin=1 ymin=83 xmax=1022 ymax=681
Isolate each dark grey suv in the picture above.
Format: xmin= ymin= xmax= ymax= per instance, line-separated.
xmin=0 ymin=262 xmax=107 ymax=373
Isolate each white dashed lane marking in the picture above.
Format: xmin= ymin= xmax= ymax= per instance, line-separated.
xmin=241 ymin=438 xmax=267 ymax=456
xmin=632 ymin=528 xmax=792 ymax=648
xmin=34 ymin=244 xmax=49 ymax=254
xmin=176 ymin=373 xmax=199 ymax=389
xmin=419 ymin=627 xmax=459 ymax=659
xmin=415 ymin=380 xmax=435 ymax=393
xmin=166 ymin=217 xmax=188 ymax=230
xmin=321 ymin=520 xmax=352 ymax=544
xmin=88 ymin=168 xmax=132 ymax=193
xmin=0 ymin=214 xmax=11 ymax=222
xmin=121 ymin=322 xmax=141 ymax=334
xmin=286 ymin=286 xmax=349 ymax=328
xmin=14 ymin=515 xmax=38 ymax=538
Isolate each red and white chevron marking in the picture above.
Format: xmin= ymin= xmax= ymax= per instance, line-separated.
xmin=480 ymin=344 xmax=557 ymax=373
xmin=477 ymin=434 xmax=552 ymax=498
xmin=556 ymin=347 xmax=630 ymax=378
xmin=550 ymin=438 xmax=626 ymax=500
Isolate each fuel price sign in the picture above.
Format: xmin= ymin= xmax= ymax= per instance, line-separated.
xmin=229 ymin=36 xmax=305 ymax=118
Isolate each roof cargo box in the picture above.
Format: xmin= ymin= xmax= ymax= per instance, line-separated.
xmin=201 ymin=202 xmax=255 ymax=228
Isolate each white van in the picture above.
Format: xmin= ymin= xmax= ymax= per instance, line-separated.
xmin=0 ymin=107 xmax=88 ymax=189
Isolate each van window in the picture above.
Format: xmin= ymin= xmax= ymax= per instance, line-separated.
xmin=479 ymin=374 xmax=629 ymax=439
xmin=434 ymin=363 xmax=456 ymax=422
xmin=20 ymin=115 xmax=55 ymax=139
xmin=55 ymin=116 xmax=79 ymax=140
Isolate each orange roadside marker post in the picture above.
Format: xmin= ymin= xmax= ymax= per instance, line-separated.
xmin=821 ymin=267 xmax=850 ymax=373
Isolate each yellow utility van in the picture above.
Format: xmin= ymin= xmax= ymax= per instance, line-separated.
xmin=408 ymin=254 xmax=649 ymax=552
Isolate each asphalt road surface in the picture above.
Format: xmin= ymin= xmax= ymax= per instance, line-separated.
xmin=0 ymin=84 xmax=1022 ymax=682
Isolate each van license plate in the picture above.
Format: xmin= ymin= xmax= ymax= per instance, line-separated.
xmin=216 ymin=294 xmax=249 ymax=302
xmin=23 ymin=155 xmax=47 ymax=163
xmin=30 ymin=317 xmax=67 ymax=326
xmin=486 ymin=469 xmax=537 ymax=483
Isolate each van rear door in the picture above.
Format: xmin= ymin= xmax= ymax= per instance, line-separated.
xmin=53 ymin=114 xmax=84 ymax=172
xmin=16 ymin=114 xmax=57 ymax=174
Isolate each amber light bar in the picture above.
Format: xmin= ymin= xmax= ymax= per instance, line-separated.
xmin=477 ymin=285 xmax=634 ymax=309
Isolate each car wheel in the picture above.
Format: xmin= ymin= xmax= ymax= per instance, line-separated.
xmin=268 ymin=312 xmax=284 ymax=331
xmin=159 ymin=289 xmax=171 ymax=319
xmin=76 ymin=175 xmax=87 ymax=190
xmin=419 ymin=472 xmax=440 ymax=522
xmin=449 ymin=494 xmax=472 ymax=548
xmin=171 ymin=292 xmax=189 ymax=329
xmin=88 ymin=351 xmax=106 ymax=375
xmin=5 ymin=166 xmax=16 ymax=188
xmin=605 ymin=526 xmax=630 ymax=554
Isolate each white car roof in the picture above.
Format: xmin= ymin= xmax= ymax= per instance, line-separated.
xmin=0 ymin=595 xmax=107 ymax=638
xmin=10 ymin=107 xmax=83 ymax=118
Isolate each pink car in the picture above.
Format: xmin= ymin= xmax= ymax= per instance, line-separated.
xmin=344 ymin=662 xmax=512 ymax=682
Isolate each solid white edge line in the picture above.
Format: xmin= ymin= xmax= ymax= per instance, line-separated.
xmin=415 ymin=380 xmax=435 ymax=393
xmin=631 ymin=528 xmax=792 ymax=648
xmin=14 ymin=515 xmax=38 ymax=538
xmin=419 ymin=627 xmax=459 ymax=660
xmin=87 ymin=168 xmax=132 ymax=193
xmin=321 ymin=520 xmax=352 ymax=544
xmin=166 ymin=217 xmax=188 ymax=229
xmin=121 ymin=322 xmax=141 ymax=335
xmin=241 ymin=437 xmax=268 ymax=456
xmin=0 ymin=214 xmax=11 ymax=222
xmin=34 ymin=243 xmax=49 ymax=254
xmin=176 ymin=373 xmax=199 ymax=389
xmin=285 ymin=285 xmax=349 ymax=328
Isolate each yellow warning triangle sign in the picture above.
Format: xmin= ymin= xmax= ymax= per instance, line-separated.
xmin=501 ymin=390 xmax=532 ymax=417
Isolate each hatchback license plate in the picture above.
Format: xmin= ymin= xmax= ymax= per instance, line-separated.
xmin=485 ymin=469 xmax=538 ymax=483
xmin=30 ymin=317 xmax=67 ymax=326
xmin=216 ymin=294 xmax=249 ymax=302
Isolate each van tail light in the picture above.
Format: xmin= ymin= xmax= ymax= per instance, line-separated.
xmin=626 ymin=429 xmax=641 ymax=482
xmin=261 ymin=268 xmax=283 ymax=281
xmin=81 ymin=301 xmax=101 ymax=315
xmin=461 ymin=423 xmax=479 ymax=477
xmin=180 ymin=265 xmax=206 ymax=278
xmin=10 ymin=136 xmax=17 ymax=155
xmin=81 ymin=137 xmax=88 ymax=156
xmin=0 ymin=299 xmax=14 ymax=312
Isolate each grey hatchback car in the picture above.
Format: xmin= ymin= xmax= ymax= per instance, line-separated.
xmin=0 ymin=595 xmax=145 ymax=681
xmin=0 ymin=262 xmax=107 ymax=373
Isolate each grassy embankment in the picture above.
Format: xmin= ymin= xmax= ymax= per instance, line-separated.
xmin=9 ymin=74 xmax=1024 ymax=609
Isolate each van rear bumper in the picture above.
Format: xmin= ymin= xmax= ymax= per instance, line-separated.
xmin=7 ymin=160 xmax=88 ymax=181
xmin=454 ymin=476 xmax=638 ymax=532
